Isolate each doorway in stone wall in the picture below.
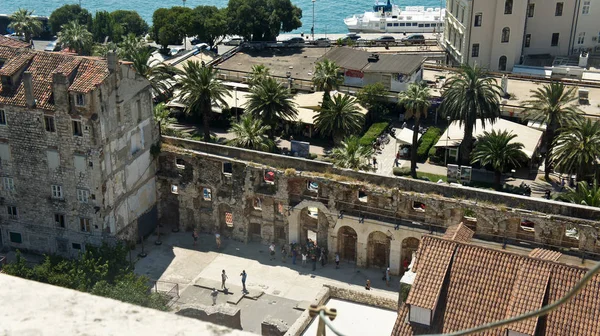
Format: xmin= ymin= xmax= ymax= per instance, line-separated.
xmin=307 ymin=229 xmax=317 ymax=244
xmin=400 ymin=237 xmax=420 ymax=274
xmin=338 ymin=226 xmax=357 ymax=263
xmin=368 ymin=231 xmax=390 ymax=269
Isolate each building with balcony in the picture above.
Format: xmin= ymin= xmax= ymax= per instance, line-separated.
xmin=0 ymin=39 xmax=158 ymax=256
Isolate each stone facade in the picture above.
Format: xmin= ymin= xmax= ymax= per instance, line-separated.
xmin=157 ymin=138 xmax=600 ymax=276
xmin=0 ymin=50 xmax=158 ymax=256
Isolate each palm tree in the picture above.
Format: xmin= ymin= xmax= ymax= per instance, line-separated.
xmin=153 ymin=103 xmax=176 ymax=137
xmin=552 ymin=118 xmax=600 ymax=182
xmin=130 ymin=48 xmax=178 ymax=101
xmin=177 ymin=61 xmax=230 ymax=142
xmin=522 ymin=82 xmax=582 ymax=180
xmin=313 ymin=59 xmax=343 ymax=109
xmin=248 ymin=65 xmax=271 ymax=86
xmin=331 ymin=136 xmax=374 ymax=171
xmin=119 ymin=33 xmax=146 ymax=61
xmin=439 ymin=64 xmax=502 ymax=165
xmin=228 ymin=113 xmax=274 ymax=151
xmin=314 ymin=94 xmax=364 ymax=143
xmin=471 ymin=130 xmax=528 ymax=190
xmin=8 ymin=9 xmax=43 ymax=43
xmin=398 ymin=83 xmax=431 ymax=178
xmin=562 ymin=181 xmax=600 ymax=207
xmin=245 ymin=77 xmax=297 ymax=138
xmin=57 ymin=21 xmax=93 ymax=55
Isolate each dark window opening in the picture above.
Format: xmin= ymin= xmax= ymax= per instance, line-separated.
xmin=555 ymin=2 xmax=563 ymax=16
xmin=55 ymin=214 xmax=65 ymax=228
xmin=525 ymin=34 xmax=531 ymax=47
xmin=527 ymin=4 xmax=535 ymax=17
xmin=175 ymin=158 xmax=185 ymax=168
xmin=472 ymin=43 xmax=480 ymax=57
xmin=474 ymin=13 xmax=482 ymax=27
xmin=250 ymin=222 xmax=261 ymax=235
xmin=9 ymin=231 xmax=22 ymax=243
xmin=499 ymin=56 xmax=507 ymax=71
xmin=551 ymin=33 xmax=560 ymax=46
xmin=307 ymin=181 xmax=319 ymax=192
xmin=504 ymin=0 xmax=513 ymax=14
xmin=358 ymin=190 xmax=368 ymax=202
xmin=264 ymin=170 xmax=275 ymax=184
xmin=223 ymin=162 xmax=233 ymax=174
xmin=413 ymin=201 xmax=426 ymax=211
xmin=72 ymin=243 xmax=82 ymax=250
xmin=72 ymin=120 xmax=83 ymax=136
xmin=44 ymin=116 xmax=55 ymax=132
xmin=275 ymin=226 xmax=286 ymax=240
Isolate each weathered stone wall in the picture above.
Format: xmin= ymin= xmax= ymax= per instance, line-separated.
xmin=261 ymin=316 xmax=290 ymax=336
xmin=0 ymin=60 xmax=157 ymax=255
xmin=324 ymin=284 xmax=398 ymax=311
xmin=157 ymin=141 xmax=600 ymax=275
xmin=176 ymin=304 xmax=243 ymax=330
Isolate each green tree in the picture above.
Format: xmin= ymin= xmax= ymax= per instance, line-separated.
xmin=248 ymin=64 xmax=271 ymax=87
xmin=153 ymin=102 xmax=176 ymax=137
xmin=398 ymin=83 xmax=431 ymax=178
xmin=357 ymin=82 xmax=388 ymax=120
xmin=119 ymin=33 xmax=146 ymax=61
xmin=49 ymin=4 xmax=92 ymax=34
xmin=313 ymin=59 xmax=343 ymax=109
xmin=331 ymin=136 xmax=374 ymax=171
xmin=58 ymin=21 xmax=93 ymax=55
xmin=562 ymin=181 xmax=600 ymax=207
xmin=314 ymin=94 xmax=364 ymax=143
xmin=439 ymin=64 xmax=502 ymax=165
xmin=92 ymin=41 xmax=118 ymax=57
xmin=129 ymin=48 xmax=177 ymax=101
xmin=152 ymin=7 xmax=194 ymax=51
xmin=226 ymin=0 xmax=302 ymax=41
xmin=522 ymin=82 xmax=582 ymax=180
xmin=177 ymin=61 xmax=231 ymax=142
xmin=228 ymin=112 xmax=274 ymax=151
xmin=471 ymin=130 xmax=527 ymax=189
xmin=245 ymin=76 xmax=298 ymax=138
xmin=110 ymin=10 xmax=149 ymax=38
xmin=91 ymin=10 xmax=115 ymax=43
xmin=552 ymin=118 xmax=600 ymax=182
xmin=91 ymin=274 xmax=169 ymax=311
xmin=8 ymin=8 xmax=43 ymax=43
xmin=191 ymin=6 xmax=227 ymax=46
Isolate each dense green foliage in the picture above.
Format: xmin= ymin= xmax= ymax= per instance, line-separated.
xmin=359 ymin=122 xmax=389 ymax=146
xmin=439 ymin=64 xmax=502 ymax=164
xmin=226 ymin=0 xmax=302 ymax=41
xmin=8 ymin=9 xmax=43 ymax=42
xmin=2 ymin=244 xmax=168 ymax=311
xmin=521 ymin=82 xmax=582 ymax=179
xmin=561 ymin=181 xmax=600 ymax=207
xmin=191 ymin=6 xmax=228 ymax=46
xmin=110 ymin=10 xmax=149 ymax=39
xmin=91 ymin=11 xmax=115 ymax=43
xmin=152 ymin=7 xmax=194 ymax=50
xmin=399 ymin=83 xmax=431 ymax=177
xmin=49 ymin=4 xmax=92 ymax=34
xmin=552 ymin=118 xmax=600 ymax=181
xmin=228 ymin=113 xmax=274 ymax=151
xmin=245 ymin=76 xmax=297 ymax=138
xmin=416 ymin=127 xmax=441 ymax=160
xmin=393 ymin=167 xmax=411 ymax=176
xmin=58 ymin=21 xmax=93 ymax=55
xmin=331 ymin=136 xmax=374 ymax=171
xmin=314 ymin=94 xmax=365 ymax=142
xmin=313 ymin=60 xmax=343 ymax=109
xmin=471 ymin=130 xmax=527 ymax=189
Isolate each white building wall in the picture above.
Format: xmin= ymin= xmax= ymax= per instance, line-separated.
xmin=523 ymin=0 xmax=579 ymax=57
xmin=572 ymin=0 xmax=600 ymax=53
xmin=489 ymin=0 xmax=528 ymax=71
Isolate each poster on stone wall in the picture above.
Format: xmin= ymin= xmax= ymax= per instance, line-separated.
xmin=447 ymin=164 xmax=459 ymax=183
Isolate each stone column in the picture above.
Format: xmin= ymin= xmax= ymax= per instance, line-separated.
xmin=356 ymin=232 xmax=369 ymax=268
xmin=288 ymin=210 xmax=300 ymax=244
xmin=389 ymin=239 xmax=402 ymax=276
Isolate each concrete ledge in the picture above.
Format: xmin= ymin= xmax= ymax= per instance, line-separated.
xmin=285 ymin=286 xmax=330 ymax=336
xmin=324 ymin=284 xmax=398 ymax=311
xmin=176 ymin=303 xmax=243 ymax=330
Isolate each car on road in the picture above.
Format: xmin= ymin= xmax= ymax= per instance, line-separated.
xmin=44 ymin=40 xmax=61 ymax=52
xmin=283 ymin=37 xmax=305 ymax=47
xmin=339 ymin=33 xmax=361 ymax=45
xmin=375 ymin=35 xmax=396 ymax=44
xmin=193 ymin=43 xmax=210 ymax=51
xmin=223 ymin=37 xmax=244 ymax=46
xmin=315 ymin=37 xmax=331 ymax=47
xmin=401 ymin=34 xmax=426 ymax=45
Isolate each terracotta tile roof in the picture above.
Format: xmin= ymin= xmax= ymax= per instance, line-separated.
xmin=392 ymin=236 xmax=600 ymax=336
xmin=0 ymin=45 xmax=109 ymax=110
xmin=529 ymin=248 xmax=562 ymax=261
xmin=443 ymin=223 xmax=474 ymax=242
xmin=405 ymin=237 xmax=456 ymax=310
xmin=0 ymin=35 xmax=31 ymax=49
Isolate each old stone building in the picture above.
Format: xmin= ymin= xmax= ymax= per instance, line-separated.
xmin=157 ymin=137 xmax=600 ymax=275
xmin=0 ymin=41 xmax=157 ymax=256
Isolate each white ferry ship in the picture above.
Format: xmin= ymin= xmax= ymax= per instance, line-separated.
xmin=344 ymin=0 xmax=445 ymax=33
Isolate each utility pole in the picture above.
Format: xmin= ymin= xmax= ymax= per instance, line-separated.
xmin=312 ymin=0 xmax=316 ymax=41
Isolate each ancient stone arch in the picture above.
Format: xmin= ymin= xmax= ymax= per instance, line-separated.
xmin=337 ymin=226 xmax=358 ymax=263
xmin=367 ymin=231 xmax=391 ymax=269
xmin=288 ymin=200 xmax=333 ymax=251
xmin=400 ymin=237 xmax=420 ymax=274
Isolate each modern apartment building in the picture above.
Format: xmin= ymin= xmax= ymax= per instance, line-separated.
xmin=444 ymin=0 xmax=600 ymax=71
xmin=0 ymin=36 xmax=158 ymax=256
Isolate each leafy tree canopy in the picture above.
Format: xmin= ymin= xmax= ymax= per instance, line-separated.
xmin=91 ymin=11 xmax=115 ymax=43
xmin=152 ymin=7 xmax=195 ymax=49
xmin=110 ymin=10 xmax=149 ymax=38
xmin=191 ymin=6 xmax=228 ymax=46
xmin=226 ymin=0 xmax=302 ymax=41
xmin=49 ymin=4 xmax=92 ymax=34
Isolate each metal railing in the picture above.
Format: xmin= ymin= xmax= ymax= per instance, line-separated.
xmin=151 ymin=280 xmax=180 ymax=305
xmin=309 ymin=305 xmax=346 ymax=336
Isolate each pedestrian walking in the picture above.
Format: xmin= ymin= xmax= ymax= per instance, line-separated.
xmin=394 ymin=158 xmax=399 ymax=167
xmin=240 ymin=270 xmax=247 ymax=293
xmin=221 ymin=270 xmax=228 ymax=289
xmin=372 ymin=156 xmax=377 ymax=168
xmin=292 ymin=247 xmax=297 ymax=265
xmin=302 ymin=251 xmax=307 ymax=267
xmin=269 ymin=242 xmax=276 ymax=261
xmin=281 ymin=246 xmax=288 ymax=262
xmin=335 ymin=252 xmax=340 ymax=269
xmin=215 ymin=232 xmax=221 ymax=249
xmin=385 ymin=267 xmax=390 ymax=287
xmin=311 ymin=254 xmax=317 ymax=271
xmin=192 ymin=229 xmax=199 ymax=248
xmin=211 ymin=288 xmax=218 ymax=305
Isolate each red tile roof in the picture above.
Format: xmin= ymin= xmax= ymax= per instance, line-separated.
xmin=443 ymin=223 xmax=474 ymax=242
xmin=393 ymin=236 xmax=600 ymax=336
xmin=0 ymin=42 xmax=109 ymax=110
xmin=529 ymin=248 xmax=562 ymax=261
xmin=0 ymin=35 xmax=31 ymax=49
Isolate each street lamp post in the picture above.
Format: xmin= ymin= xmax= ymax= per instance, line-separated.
xmin=234 ymin=87 xmax=238 ymax=120
xmin=445 ymin=116 xmax=451 ymax=166
xmin=312 ymin=0 xmax=316 ymax=41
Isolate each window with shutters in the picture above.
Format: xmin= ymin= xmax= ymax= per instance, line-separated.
xmin=80 ymin=218 xmax=91 ymax=232
xmin=44 ymin=115 xmax=55 ymax=132
xmin=77 ymin=189 xmax=89 ymax=203
xmin=3 ymin=177 xmax=14 ymax=191
xmin=51 ymin=185 xmax=63 ymax=199
xmin=7 ymin=206 xmax=17 ymax=219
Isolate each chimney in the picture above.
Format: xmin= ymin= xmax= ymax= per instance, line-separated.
xmin=107 ymin=51 xmax=117 ymax=73
xmin=23 ymin=71 xmax=35 ymax=108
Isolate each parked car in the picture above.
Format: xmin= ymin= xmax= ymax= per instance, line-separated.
xmin=375 ymin=35 xmax=396 ymax=44
xmin=169 ymin=47 xmax=186 ymax=56
xmin=44 ymin=40 xmax=61 ymax=52
xmin=223 ymin=37 xmax=244 ymax=46
xmin=346 ymin=33 xmax=361 ymax=40
xmin=283 ymin=37 xmax=305 ymax=46
xmin=339 ymin=33 xmax=361 ymax=45
xmin=401 ymin=34 xmax=426 ymax=45
xmin=315 ymin=37 xmax=331 ymax=47
xmin=193 ymin=43 xmax=210 ymax=50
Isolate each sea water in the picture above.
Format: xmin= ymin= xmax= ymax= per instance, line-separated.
xmin=0 ymin=0 xmax=446 ymax=34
